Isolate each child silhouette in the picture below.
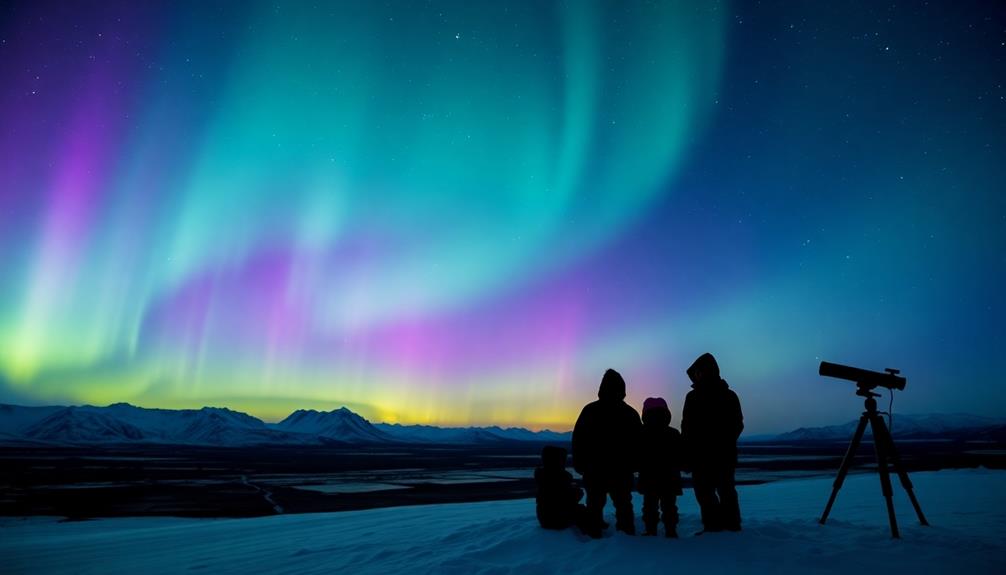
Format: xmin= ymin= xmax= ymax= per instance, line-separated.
xmin=534 ymin=445 xmax=586 ymax=530
xmin=639 ymin=397 xmax=683 ymax=537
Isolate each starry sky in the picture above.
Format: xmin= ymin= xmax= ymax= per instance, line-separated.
xmin=1 ymin=1 xmax=1003 ymax=433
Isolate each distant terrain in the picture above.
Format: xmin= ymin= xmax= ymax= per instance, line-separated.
xmin=772 ymin=413 xmax=1006 ymax=442
xmin=3 ymin=402 xmax=1004 ymax=447
xmin=7 ymin=469 xmax=1003 ymax=574
xmin=2 ymin=403 xmax=1003 ymax=520
xmin=0 ymin=403 xmax=570 ymax=446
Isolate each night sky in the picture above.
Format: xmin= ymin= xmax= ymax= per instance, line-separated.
xmin=1 ymin=1 xmax=1003 ymax=433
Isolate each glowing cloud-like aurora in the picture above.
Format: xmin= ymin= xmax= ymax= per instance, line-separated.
xmin=0 ymin=1 xmax=724 ymax=426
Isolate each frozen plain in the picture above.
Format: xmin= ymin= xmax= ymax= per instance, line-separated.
xmin=3 ymin=468 xmax=1003 ymax=575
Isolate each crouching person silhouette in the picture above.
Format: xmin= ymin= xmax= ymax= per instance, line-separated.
xmin=639 ymin=397 xmax=683 ymax=538
xmin=534 ymin=445 xmax=586 ymax=530
xmin=682 ymin=353 xmax=744 ymax=534
xmin=572 ymin=369 xmax=642 ymax=538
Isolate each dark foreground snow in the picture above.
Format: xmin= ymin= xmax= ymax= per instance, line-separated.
xmin=3 ymin=469 xmax=1004 ymax=574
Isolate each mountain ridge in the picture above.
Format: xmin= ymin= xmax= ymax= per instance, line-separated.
xmin=773 ymin=413 xmax=1006 ymax=442
xmin=3 ymin=403 xmax=1001 ymax=447
xmin=274 ymin=407 xmax=394 ymax=443
xmin=0 ymin=403 xmax=571 ymax=447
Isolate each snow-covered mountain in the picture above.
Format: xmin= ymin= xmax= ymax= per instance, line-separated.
xmin=272 ymin=408 xmax=392 ymax=443
xmin=24 ymin=407 xmax=147 ymax=443
xmin=6 ymin=402 xmax=1001 ymax=447
xmin=776 ymin=413 xmax=1006 ymax=441
xmin=98 ymin=402 xmax=266 ymax=438
xmin=170 ymin=408 xmax=306 ymax=446
xmin=0 ymin=403 xmax=570 ymax=446
xmin=374 ymin=422 xmax=570 ymax=444
xmin=95 ymin=403 xmax=320 ymax=445
xmin=0 ymin=403 xmax=311 ymax=446
xmin=0 ymin=403 xmax=64 ymax=441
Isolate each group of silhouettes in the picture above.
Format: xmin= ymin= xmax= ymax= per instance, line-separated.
xmin=535 ymin=352 xmax=744 ymax=538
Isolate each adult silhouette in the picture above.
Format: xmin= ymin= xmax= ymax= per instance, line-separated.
xmin=572 ymin=368 xmax=642 ymax=537
xmin=681 ymin=352 xmax=744 ymax=533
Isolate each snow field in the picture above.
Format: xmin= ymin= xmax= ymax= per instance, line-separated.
xmin=3 ymin=468 xmax=1003 ymax=574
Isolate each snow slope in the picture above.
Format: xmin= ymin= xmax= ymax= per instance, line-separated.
xmin=3 ymin=469 xmax=1003 ymax=574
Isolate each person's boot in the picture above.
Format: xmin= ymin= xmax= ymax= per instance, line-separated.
xmin=615 ymin=521 xmax=636 ymax=536
xmin=580 ymin=515 xmax=603 ymax=539
xmin=579 ymin=509 xmax=605 ymax=539
xmin=614 ymin=503 xmax=636 ymax=535
xmin=643 ymin=521 xmax=658 ymax=536
xmin=694 ymin=522 xmax=723 ymax=536
xmin=665 ymin=524 xmax=678 ymax=538
xmin=696 ymin=504 xmax=723 ymax=535
xmin=722 ymin=506 xmax=742 ymax=532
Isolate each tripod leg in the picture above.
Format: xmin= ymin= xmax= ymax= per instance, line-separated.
xmin=820 ymin=414 xmax=870 ymax=524
xmin=875 ymin=417 xmax=930 ymax=526
xmin=870 ymin=414 xmax=900 ymax=538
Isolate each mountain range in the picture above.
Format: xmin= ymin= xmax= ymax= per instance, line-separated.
xmin=0 ymin=403 xmax=572 ymax=447
xmin=774 ymin=413 xmax=1006 ymax=442
xmin=1 ymin=403 xmax=1002 ymax=447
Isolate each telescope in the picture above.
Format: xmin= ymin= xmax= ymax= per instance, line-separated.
xmin=819 ymin=361 xmax=906 ymax=392
xmin=817 ymin=359 xmax=928 ymax=538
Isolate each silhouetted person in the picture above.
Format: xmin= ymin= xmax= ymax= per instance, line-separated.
xmin=534 ymin=445 xmax=586 ymax=530
xmin=682 ymin=352 xmax=744 ymax=533
xmin=638 ymin=397 xmax=683 ymax=538
xmin=572 ymin=368 xmax=642 ymax=537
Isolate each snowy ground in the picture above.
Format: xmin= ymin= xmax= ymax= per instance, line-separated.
xmin=3 ymin=469 xmax=1004 ymax=574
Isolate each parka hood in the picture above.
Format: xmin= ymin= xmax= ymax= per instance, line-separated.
xmin=639 ymin=404 xmax=672 ymax=426
xmin=598 ymin=369 xmax=626 ymax=401
xmin=540 ymin=445 xmax=567 ymax=470
xmin=687 ymin=352 xmax=725 ymax=389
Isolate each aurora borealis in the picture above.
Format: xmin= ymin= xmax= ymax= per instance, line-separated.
xmin=1 ymin=1 xmax=1003 ymax=432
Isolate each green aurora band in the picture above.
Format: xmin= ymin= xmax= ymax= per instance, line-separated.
xmin=1 ymin=1 xmax=725 ymax=427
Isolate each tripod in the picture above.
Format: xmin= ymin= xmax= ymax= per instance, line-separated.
xmin=819 ymin=386 xmax=929 ymax=538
